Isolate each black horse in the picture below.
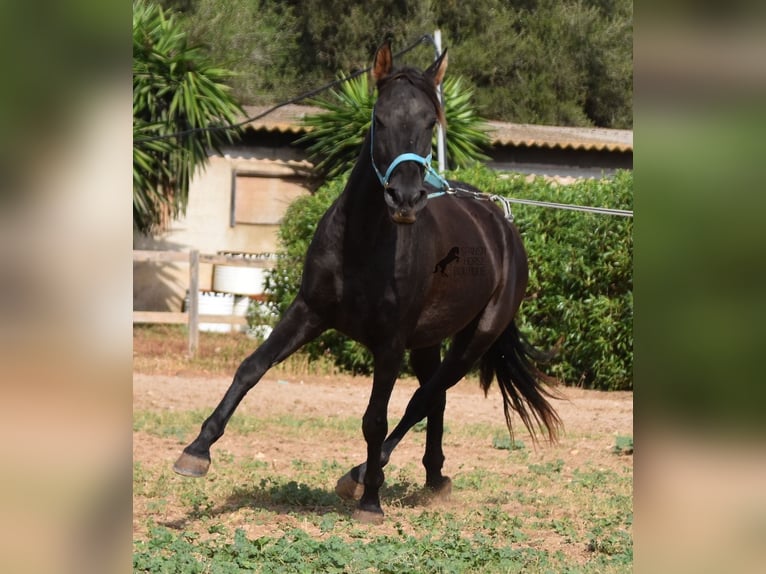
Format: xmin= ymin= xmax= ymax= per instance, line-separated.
xmin=174 ymin=41 xmax=562 ymax=523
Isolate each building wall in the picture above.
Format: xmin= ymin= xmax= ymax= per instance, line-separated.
xmin=133 ymin=146 xmax=312 ymax=312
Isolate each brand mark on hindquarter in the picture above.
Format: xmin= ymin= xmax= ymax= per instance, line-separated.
xmin=433 ymin=246 xmax=460 ymax=276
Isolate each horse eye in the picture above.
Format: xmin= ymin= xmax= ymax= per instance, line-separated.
xmin=427 ymin=119 xmax=437 ymax=129
xmin=374 ymin=116 xmax=385 ymax=128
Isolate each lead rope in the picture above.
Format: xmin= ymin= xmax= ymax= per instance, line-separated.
xmin=428 ymin=185 xmax=515 ymax=222
xmin=429 ymin=183 xmax=633 ymax=221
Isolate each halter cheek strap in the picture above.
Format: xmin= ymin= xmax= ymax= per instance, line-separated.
xmin=370 ymin=109 xmax=450 ymax=195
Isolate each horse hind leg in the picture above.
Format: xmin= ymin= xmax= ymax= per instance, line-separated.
xmin=337 ymin=309 xmax=512 ymax=513
xmin=410 ymin=346 xmax=452 ymax=498
xmin=336 ymin=320 xmax=505 ymax=518
xmin=377 ymin=318 xmax=506 ymax=492
xmin=173 ymin=297 xmax=325 ymax=477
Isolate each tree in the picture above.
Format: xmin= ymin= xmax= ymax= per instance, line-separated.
xmin=285 ymin=0 xmax=438 ymax=81
xmin=173 ymin=0 xmax=306 ymax=104
xmin=440 ymin=0 xmax=632 ymax=128
xmin=133 ymin=0 xmax=243 ymax=233
xmin=164 ymin=0 xmax=632 ymax=129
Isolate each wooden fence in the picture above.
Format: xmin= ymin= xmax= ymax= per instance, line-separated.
xmin=133 ymin=250 xmax=275 ymax=355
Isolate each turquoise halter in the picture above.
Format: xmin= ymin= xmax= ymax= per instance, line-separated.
xmin=369 ymin=108 xmax=450 ymax=196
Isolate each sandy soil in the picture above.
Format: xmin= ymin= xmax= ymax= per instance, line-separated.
xmin=134 ymin=371 xmax=632 ymax=477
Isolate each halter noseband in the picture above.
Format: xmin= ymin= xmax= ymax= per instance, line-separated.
xmin=369 ymin=108 xmax=450 ymax=195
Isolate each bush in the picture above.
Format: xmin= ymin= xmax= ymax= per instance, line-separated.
xmin=262 ymin=178 xmax=378 ymax=373
xmin=453 ymin=168 xmax=633 ymax=390
xmin=261 ymin=168 xmax=633 ymax=390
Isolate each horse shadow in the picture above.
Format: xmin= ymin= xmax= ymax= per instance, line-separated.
xmin=159 ymin=478 xmax=443 ymax=530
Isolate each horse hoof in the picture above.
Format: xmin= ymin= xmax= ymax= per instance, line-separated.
xmin=427 ymin=476 xmax=452 ymax=501
xmin=173 ymin=452 xmax=210 ymax=477
xmin=352 ymin=508 xmax=385 ymax=525
xmin=335 ymin=471 xmax=365 ymax=500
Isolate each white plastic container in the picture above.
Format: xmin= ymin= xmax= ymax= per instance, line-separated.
xmin=232 ymin=295 xmax=251 ymax=333
xmin=212 ymin=252 xmax=276 ymax=296
xmin=186 ymin=290 xmax=235 ymax=333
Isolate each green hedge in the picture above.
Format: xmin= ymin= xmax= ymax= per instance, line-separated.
xmin=461 ymin=168 xmax=633 ymax=391
xmin=258 ymin=168 xmax=633 ymax=391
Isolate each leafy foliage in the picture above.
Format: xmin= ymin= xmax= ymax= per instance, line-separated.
xmin=459 ymin=167 xmax=633 ymax=390
xmin=262 ymin=169 xmax=633 ymax=390
xmin=613 ymin=435 xmax=634 ymax=455
xmin=299 ymin=73 xmax=377 ymax=181
xmin=132 ymin=0 xmax=243 ymax=233
xmin=166 ymin=0 xmax=632 ymax=128
xmin=133 ymin=523 xmax=572 ymax=573
xmin=173 ymin=0 xmax=306 ymax=104
xmin=263 ymin=178 xmax=376 ymax=374
xmin=439 ymin=76 xmax=492 ymax=168
xmin=299 ymin=73 xmax=490 ymax=180
xmin=440 ymin=0 xmax=633 ymax=128
xmin=284 ymin=0 xmax=437 ymax=82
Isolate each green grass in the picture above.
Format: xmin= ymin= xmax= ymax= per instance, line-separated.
xmin=612 ymin=435 xmax=634 ymax=455
xmin=134 ymin=409 xmax=632 ymax=573
xmin=134 ymin=409 xmax=362 ymax=442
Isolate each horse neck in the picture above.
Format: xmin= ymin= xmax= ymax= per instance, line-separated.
xmin=336 ymin=131 xmax=392 ymax=248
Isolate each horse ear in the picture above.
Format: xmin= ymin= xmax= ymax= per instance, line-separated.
xmin=426 ymin=49 xmax=448 ymax=87
xmin=372 ymin=40 xmax=393 ymax=83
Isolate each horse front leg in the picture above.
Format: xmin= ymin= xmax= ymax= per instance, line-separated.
xmin=350 ymin=347 xmax=403 ymax=524
xmin=173 ymin=297 xmax=325 ymax=477
xmin=336 ymin=345 xmax=450 ymax=500
xmin=341 ymin=326 xmax=498 ymax=501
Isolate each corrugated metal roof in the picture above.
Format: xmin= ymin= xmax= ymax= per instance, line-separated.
xmin=240 ymin=105 xmax=323 ymax=135
xmin=485 ymin=121 xmax=632 ymax=153
xmin=240 ymin=105 xmax=633 ymax=153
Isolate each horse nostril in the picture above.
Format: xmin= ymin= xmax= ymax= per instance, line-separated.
xmin=384 ymin=187 xmax=426 ymax=210
xmin=384 ymin=186 xmax=399 ymax=206
xmin=407 ymin=188 xmax=427 ymax=208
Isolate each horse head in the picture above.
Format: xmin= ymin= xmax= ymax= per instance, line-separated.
xmin=370 ymin=40 xmax=448 ymax=224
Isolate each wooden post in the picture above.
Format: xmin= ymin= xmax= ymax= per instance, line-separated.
xmin=188 ymin=250 xmax=200 ymax=356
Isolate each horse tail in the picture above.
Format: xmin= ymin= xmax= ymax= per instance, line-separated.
xmin=479 ymin=321 xmax=563 ymax=443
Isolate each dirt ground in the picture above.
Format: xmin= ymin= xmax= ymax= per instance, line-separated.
xmin=133 ymin=371 xmax=632 ymax=487
xmin=133 ymin=359 xmax=632 ymax=573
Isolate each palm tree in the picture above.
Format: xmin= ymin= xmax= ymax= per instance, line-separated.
xmin=132 ymin=0 xmax=243 ymax=233
xmin=299 ymin=73 xmax=490 ymax=181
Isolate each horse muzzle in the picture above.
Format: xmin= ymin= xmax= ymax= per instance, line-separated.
xmin=390 ymin=209 xmax=418 ymax=224
xmin=384 ymin=186 xmax=427 ymax=224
